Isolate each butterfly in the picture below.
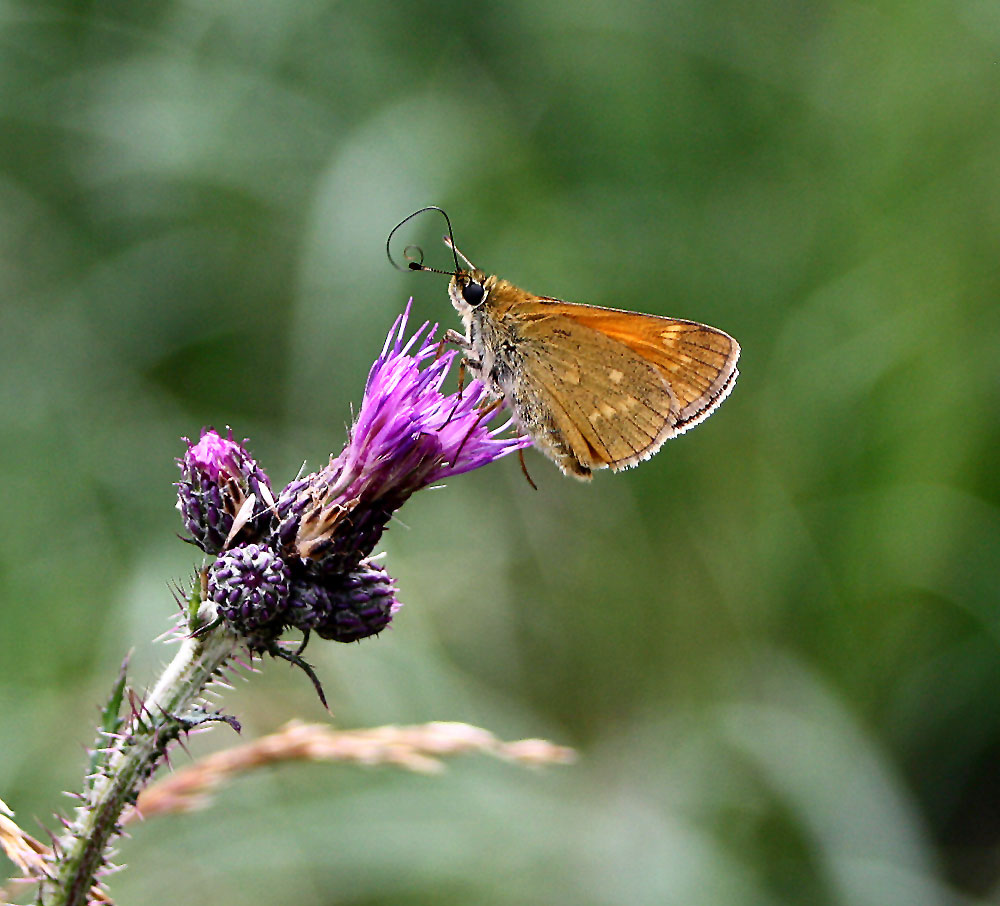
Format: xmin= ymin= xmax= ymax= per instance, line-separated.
xmin=389 ymin=207 xmax=740 ymax=480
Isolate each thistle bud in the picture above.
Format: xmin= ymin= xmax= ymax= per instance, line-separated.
xmin=177 ymin=429 xmax=273 ymax=554
xmin=287 ymin=560 xmax=400 ymax=643
xmin=207 ymin=543 xmax=291 ymax=634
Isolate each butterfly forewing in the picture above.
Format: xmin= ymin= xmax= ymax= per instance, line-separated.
xmin=497 ymin=296 xmax=739 ymax=476
xmin=535 ymin=303 xmax=740 ymax=423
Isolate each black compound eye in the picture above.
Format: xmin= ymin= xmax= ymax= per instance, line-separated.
xmin=462 ymin=281 xmax=486 ymax=306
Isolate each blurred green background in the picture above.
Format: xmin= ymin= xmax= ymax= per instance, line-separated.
xmin=2 ymin=0 xmax=999 ymax=903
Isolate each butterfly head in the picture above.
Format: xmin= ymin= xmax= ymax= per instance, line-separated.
xmin=386 ymin=206 xmax=499 ymax=316
xmin=439 ymin=231 xmax=494 ymax=315
xmin=448 ymin=267 xmax=494 ymax=317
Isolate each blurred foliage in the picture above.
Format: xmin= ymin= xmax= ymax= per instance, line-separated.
xmin=1 ymin=0 xmax=999 ymax=903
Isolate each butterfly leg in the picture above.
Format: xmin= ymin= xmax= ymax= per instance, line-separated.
xmin=452 ymin=396 xmax=505 ymax=464
xmin=438 ymin=328 xmax=474 ymax=359
xmin=443 ymin=328 xmax=471 ymax=349
xmin=443 ymin=334 xmax=484 ymax=424
xmin=442 ymin=358 xmax=470 ymax=429
xmin=441 ymin=329 xmax=483 ymax=374
xmin=518 ymin=448 xmax=538 ymax=491
xmin=435 ymin=328 xmax=472 ymax=363
xmin=443 ymin=328 xmax=482 ymax=395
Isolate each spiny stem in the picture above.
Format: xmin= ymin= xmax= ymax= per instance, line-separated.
xmin=40 ymin=621 xmax=239 ymax=906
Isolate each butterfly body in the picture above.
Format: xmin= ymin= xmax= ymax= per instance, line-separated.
xmin=447 ymin=267 xmax=740 ymax=480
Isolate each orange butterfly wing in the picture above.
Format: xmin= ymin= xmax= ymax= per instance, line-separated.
xmin=499 ymin=295 xmax=739 ymax=475
xmin=545 ymin=302 xmax=740 ymax=430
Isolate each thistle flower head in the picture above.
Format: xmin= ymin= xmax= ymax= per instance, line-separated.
xmin=207 ymin=543 xmax=291 ymax=633
xmin=288 ymin=559 xmax=400 ymax=642
xmin=177 ymin=429 xmax=273 ymax=553
xmin=276 ymin=302 xmax=529 ymax=573
xmin=181 ymin=304 xmax=529 ymax=655
xmin=343 ymin=302 xmax=529 ymax=490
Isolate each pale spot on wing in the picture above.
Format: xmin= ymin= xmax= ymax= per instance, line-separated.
xmin=608 ymin=368 xmax=624 ymax=384
xmin=600 ymin=402 xmax=617 ymax=419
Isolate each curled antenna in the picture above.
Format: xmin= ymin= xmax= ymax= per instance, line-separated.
xmin=387 ymin=206 xmax=463 ymax=276
xmin=402 ymin=245 xmax=425 ymax=268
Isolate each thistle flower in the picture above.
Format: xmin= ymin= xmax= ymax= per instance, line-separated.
xmin=47 ymin=305 xmax=541 ymax=906
xmin=276 ymin=302 xmax=530 ymax=574
xmin=288 ymin=559 xmax=400 ymax=643
xmin=177 ymin=429 xmax=273 ymax=554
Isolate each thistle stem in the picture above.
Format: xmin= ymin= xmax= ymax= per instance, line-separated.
xmin=40 ymin=621 xmax=239 ymax=906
